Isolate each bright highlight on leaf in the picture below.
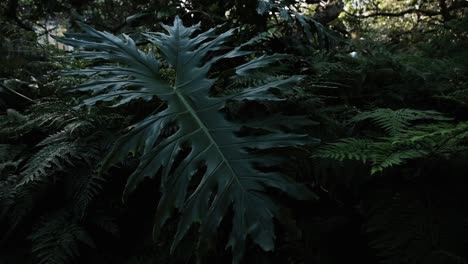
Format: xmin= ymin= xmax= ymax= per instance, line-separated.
xmin=56 ymin=16 xmax=319 ymax=263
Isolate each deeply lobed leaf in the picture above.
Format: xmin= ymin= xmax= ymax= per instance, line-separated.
xmin=57 ymin=17 xmax=319 ymax=263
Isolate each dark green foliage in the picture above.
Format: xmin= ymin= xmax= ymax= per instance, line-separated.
xmin=0 ymin=94 xmax=122 ymax=263
xmin=305 ymin=11 xmax=468 ymax=264
xmin=363 ymin=187 xmax=468 ymax=264
xmin=56 ymin=17 xmax=319 ymax=263
xmin=314 ymin=108 xmax=467 ymax=174
xmin=350 ymin=108 xmax=452 ymax=136
xmin=1 ymin=2 xmax=468 ymax=264
xmin=29 ymin=210 xmax=95 ymax=264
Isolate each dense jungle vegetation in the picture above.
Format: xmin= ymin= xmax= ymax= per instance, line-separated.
xmin=1 ymin=0 xmax=467 ymax=263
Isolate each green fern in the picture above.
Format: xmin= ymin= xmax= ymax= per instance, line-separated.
xmin=369 ymin=146 xmax=427 ymax=174
xmin=0 ymin=176 xmax=36 ymax=236
xmin=313 ymin=138 xmax=427 ymax=174
xmin=19 ymin=140 xmax=100 ymax=185
xmin=38 ymin=120 xmax=95 ymax=146
xmin=314 ymin=108 xmax=466 ymax=174
xmin=29 ymin=210 xmax=95 ymax=264
xmin=351 ymin=108 xmax=451 ymax=136
xmin=313 ymin=138 xmax=374 ymax=162
xmin=393 ymin=122 xmax=468 ymax=144
xmin=71 ymin=168 xmax=106 ymax=219
xmin=56 ymin=17 xmax=319 ymax=262
xmin=18 ymin=100 xmax=79 ymax=130
xmin=0 ymin=99 xmax=81 ymax=140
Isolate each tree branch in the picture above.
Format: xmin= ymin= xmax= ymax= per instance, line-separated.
xmin=345 ymin=8 xmax=439 ymax=18
xmin=0 ymin=82 xmax=34 ymax=103
xmin=345 ymin=0 xmax=468 ymax=19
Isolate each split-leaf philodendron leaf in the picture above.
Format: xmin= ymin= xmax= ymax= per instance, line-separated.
xmin=56 ymin=17 xmax=319 ymax=263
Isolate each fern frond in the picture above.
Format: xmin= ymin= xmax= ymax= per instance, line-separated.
xmin=17 ymin=99 xmax=79 ymax=131
xmin=0 ymin=99 xmax=84 ymax=140
xmin=313 ymin=138 xmax=374 ymax=162
xmin=314 ymin=138 xmax=427 ymax=174
xmin=19 ymin=141 xmax=100 ymax=185
xmin=370 ymin=147 xmax=427 ymax=174
xmin=37 ymin=120 xmax=95 ymax=146
xmin=29 ymin=211 xmax=95 ymax=264
xmin=392 ymin=122 xmax=468 ymax=157
xmin=72 ymin=169 xmax=106 ymax=218
xmin=394 ymin=122 xmax=468 ymax=144
xmin=351 ymin=108 xmax=451 ymax=136
xmin=0 ymin=176 xmax=35 ymax=232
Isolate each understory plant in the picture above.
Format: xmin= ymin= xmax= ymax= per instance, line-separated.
xmin=56 ymin=16 xmax=319 ymax=263
xmin=314 ymin=108 xmax=468 ymax=174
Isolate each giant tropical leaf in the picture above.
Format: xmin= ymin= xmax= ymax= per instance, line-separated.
xmin=57 ymin=17 xmax=319 ymax=263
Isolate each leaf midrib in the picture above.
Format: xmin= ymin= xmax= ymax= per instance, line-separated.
xmin=169 ymin=20 xmax=245 ymax=196
xmin=172 ymin=87 xmax=244 ymax=192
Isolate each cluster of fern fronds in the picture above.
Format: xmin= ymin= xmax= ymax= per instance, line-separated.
xmin=0 ymin=94 xmax=127 ymax=263
xmin=300 ymin=14 xmax=468 ymax=263
xmin=314 ymin=108 xmax=467 ymax=174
